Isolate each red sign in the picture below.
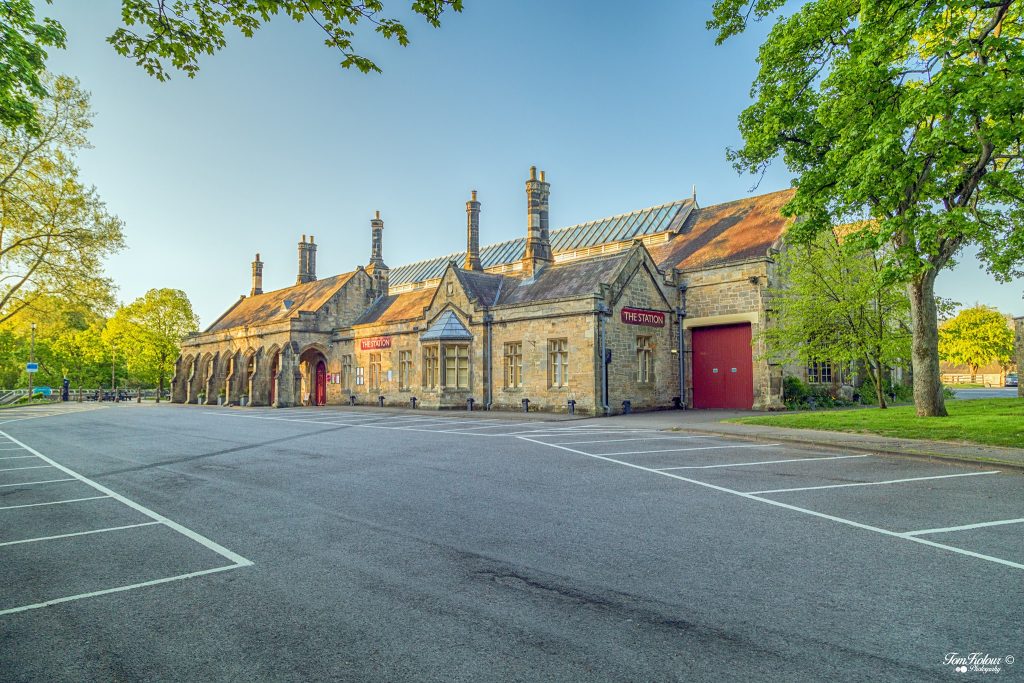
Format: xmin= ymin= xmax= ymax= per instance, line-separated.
xmin=620 ymin=307 xmax=666 ymax=328
xmin=360 ymin=336 xmax=392 ymax=350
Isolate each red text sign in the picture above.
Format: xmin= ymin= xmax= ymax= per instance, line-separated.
xmin=360 ymin=336 xmax=392 ymax=350
xmin=620 ymin=307 xmax=666 ymax=328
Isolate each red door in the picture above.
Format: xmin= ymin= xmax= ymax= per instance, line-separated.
xmin=315 ymin=360 xmax=327 ymax=406
xmin=691 ymin=324 xmax=753 ymax=409
xmin=269 ymin=353 xmax=280 ymax=406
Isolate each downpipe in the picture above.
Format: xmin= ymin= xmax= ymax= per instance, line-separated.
xmin=677 ymin=283 xmax=688 ymax=409
xmin=598 ymin=303 xmax=611 ymax=416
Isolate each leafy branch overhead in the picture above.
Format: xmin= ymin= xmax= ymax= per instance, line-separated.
xmin=108 ymin=0 xmax=464 ymax=80
xmin=709 ymin=0 xmax=1024 ymax=417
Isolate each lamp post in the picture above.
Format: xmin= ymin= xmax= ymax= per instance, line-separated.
xmin=28 ymin=322 xmax=36 ymax=398
xmin=111 ymin=344 xmax=116 ymax=399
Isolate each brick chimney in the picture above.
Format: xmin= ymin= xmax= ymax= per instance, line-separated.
xmin=296 ymin=234 xmax=317 ymax=284
xmin=367 ymin=211 xmax=389 ymax=297
xmin=464 ymin=190 xmax=482 ymax=271
xmin=523 ymin=166 xmax=552 ymax=276
xmin=250 ymin=253 xmax=263 ymax=296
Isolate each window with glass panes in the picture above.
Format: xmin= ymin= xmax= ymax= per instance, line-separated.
xmin=368 ymin=353 xmax=382 ymax=389
xmin=806 ymin=361 xmax=832 ymax=384
xmin=548 ymin=339 xmax=568 ymax=388
xmin=503 ymin=342 xmax=522 ymax=388
xmin=398 ymin=350 xmax=413 ymax=390
xmin=423 ymin=346 xmax=439 ymax=388
xmin=637 ymin=336 xmax=653 ymax=383
xmin=444 ymin=344 xmax=470 ymax=389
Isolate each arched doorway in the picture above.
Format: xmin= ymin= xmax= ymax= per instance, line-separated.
xmin=315 ymin=360 xmax=327 ymax=406
xmin=269 ymin=352 xmax=280 ymax=406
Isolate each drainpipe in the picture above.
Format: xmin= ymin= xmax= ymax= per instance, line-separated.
xmin=484 ymin=313 xmax=494 ymax=410
xmin=597 ymin=302 xmax=611 ymax=416
xmin=677 ymin=283 xmax=688 ymax=409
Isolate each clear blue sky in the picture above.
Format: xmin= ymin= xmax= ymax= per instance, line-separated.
xmin=42 ymin=1 xmax=1024 ymax=326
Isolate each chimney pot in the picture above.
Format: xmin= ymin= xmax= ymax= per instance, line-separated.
xmin=375 ymin=210 xmax=380 ymax=219
xmin=539 ymin=170 xmax=546 ymax=182
xmin=471 ymin=190 xmax=477 ymax=201
xmin=530 ymin=165 xmax=537 ymax=180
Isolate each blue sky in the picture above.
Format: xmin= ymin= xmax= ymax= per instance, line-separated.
xmin=42 ymin=1 xmax=1024 ymax=325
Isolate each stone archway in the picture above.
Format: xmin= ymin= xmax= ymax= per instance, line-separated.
xmin=298 ymin=346 xmax=329 ymax=406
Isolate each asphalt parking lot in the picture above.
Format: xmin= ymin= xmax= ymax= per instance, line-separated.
xmin=1 ymin=403 xmax=1021 ymax=681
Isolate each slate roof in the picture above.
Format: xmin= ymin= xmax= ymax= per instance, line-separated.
xmin=497 ymin=252 xmax=629 ymax=306
xmin=204 ymin=271 xmax=357 ymax=333
xmin=352 ymin=288 xmax=434 ymax=326
xmin=650 ymin=189 xmax=794 ymax=271
xmin=420 ymin=310 xmax=473 ymax=341
xmin=388 ymin=198 xmax=695 ymax=287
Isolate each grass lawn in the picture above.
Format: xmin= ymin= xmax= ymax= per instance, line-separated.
xmin=728 ymin=398 xmax=1024 ymax=449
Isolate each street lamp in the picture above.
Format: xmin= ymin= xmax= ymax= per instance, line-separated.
xmin=28 ymin=322 xmax=36 ymax=398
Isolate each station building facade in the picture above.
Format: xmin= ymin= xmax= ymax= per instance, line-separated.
xmin=173 ymin=169 xmax=793 ymax=414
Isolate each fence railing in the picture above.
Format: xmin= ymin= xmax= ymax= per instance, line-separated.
xmin=941 ymin=373 xmax=1006 ymax=387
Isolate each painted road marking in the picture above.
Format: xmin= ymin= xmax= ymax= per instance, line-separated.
xmin=558 ymin=436 xmax=704 ymax=445
xmin=0 ymin=522 xmax=161 ymax=547
xmin=0 ymin=495 xmax=109 ymax=511
xmin=517 ymin=436 xmax=1024 ymax=572
xmin=0 ymin=455 xmax=38 ymax=460
xmin=599 ymin=443 xmax=782 ymax=456
xmin=0 ymin=465 xmax=53 ymax=472
xmin=0 ymin=430 xmax=254 ymax=615
xmin=656 ymin=454 xmax=871 ymax=470
xmin=901 ymin=517 xmax=1024 ymax=537
xmin=746 ymin=471 xmax=1000 ymax=495
xmin=0 ymin=478 xmax=76 ymax=488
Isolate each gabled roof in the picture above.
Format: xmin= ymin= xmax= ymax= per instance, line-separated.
xmin=204 ymin=271 xmax=357 ymax=333
xmin=388 ymin=198 xmax=695 ymax=287
xmin=352 ymin=288 xmax=434 ymax=327
xmin=453 ymin=268 xmax=506 ymax=307
xmin=650 ymin=189 xmax=794 ymax=271
xmin=497 ymin=251 xmax=630 ymax=306
xmin=420 ymin=310 xmax=472 ymax=341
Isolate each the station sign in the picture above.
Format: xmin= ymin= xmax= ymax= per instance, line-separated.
xmin=360 ymin=336 xmax=392 ymax=350
xmin=620 ymin=307 xmax=666 ymax=328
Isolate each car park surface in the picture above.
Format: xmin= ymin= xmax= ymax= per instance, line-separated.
xmin=1 ymin=403 xmax=1021 ymax=681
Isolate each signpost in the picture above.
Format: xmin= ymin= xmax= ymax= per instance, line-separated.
xmin=27 ymin=323 xmax=36 ymax=398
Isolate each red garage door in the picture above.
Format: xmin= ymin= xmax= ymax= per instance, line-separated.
xmin=691 ymin=324 xmax=754 ymax=409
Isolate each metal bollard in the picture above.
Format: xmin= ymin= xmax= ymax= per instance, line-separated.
xmin=410 ymin=397 xmax=418 ymax=409
xmin=521 ymin=398 xmax=530 ymax=413
xmin=378 ymin=396 xmax=385 ymax=407
xmin=567 ymin=399 xmax=576 ymax=415
xmin=349 ymin=395 xmax=356 ymax=406
xmin=467 ymin=397 xmax=475 ymax=411
xmin=622 ymin=400 xmax=632 ymax=415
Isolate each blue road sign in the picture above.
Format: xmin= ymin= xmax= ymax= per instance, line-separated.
xmin=26 ymin=362 xmax=38 ymax=373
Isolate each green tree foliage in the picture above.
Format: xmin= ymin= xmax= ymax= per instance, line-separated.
xmin=1 ymin=1 xmax=462 ymax=132
xmin=0 ymin=0 xmax=67 ymax=135
xmin=939 ymin=305 xmax=1014 ymax=380
xmin=764 ymin=229 xmax=911 ymax=408
xmin=709 ymin=1 xmax=1024 ymax=417
xmin=0 ymin=75 xmax=123 ymax=324
xmin=103 ymin=289 xmax=198 ymax=400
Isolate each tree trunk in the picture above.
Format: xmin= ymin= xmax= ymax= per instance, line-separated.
xmin=907 ymin=271 xmax=947 ymax=417
xmin=873 ymin=360 xmax=887 ymax=409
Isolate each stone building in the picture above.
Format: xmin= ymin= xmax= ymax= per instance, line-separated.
xmin=174 ymin=168 xmax=793 ymax=413
xmin=1016 ymin=317 xmax=1023 ymax=398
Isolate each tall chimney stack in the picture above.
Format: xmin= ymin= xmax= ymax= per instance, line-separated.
xmin=367 ymin=211 xmax=389 ymax=297
xmin=296 ymin=234 xmax=317 ymax=284
xmin=251 ymin=253 xmax=264 ymax=296
xmin=523 ymin=166 xmax=553 ymax=276
xmin=464 ymin=190 xmax=482 ymax=271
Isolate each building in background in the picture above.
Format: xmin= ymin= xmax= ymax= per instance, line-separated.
xmin=173 ymin=169 xmax=793 ymax=413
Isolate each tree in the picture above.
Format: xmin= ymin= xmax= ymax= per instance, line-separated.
xmin=939 ymin=305 xmax=1014 ymax=381
xmin=1 ymin=1 xmax=463 ymax=133
xmin=104 ymin=289 xmax=198 ymax=400
xmin=764 ymin=228 xmax=911 ymax=408
xmin=709 ymin=1 xmax=1024 ymax=417
xmin=0 ymin=0 xmax=67 ymax=135
xmin=0 ymin=75 xmax=123 ymax=323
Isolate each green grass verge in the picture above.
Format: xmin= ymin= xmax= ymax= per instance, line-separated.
xmin=728 ymin=398 xmax=1024 ymax=449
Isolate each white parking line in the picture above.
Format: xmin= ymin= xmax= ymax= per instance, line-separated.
xmin=0 ymin=564 xmax=243 ymax=616
xmin=0 ymin=495 xmax=110 ymax=511
xmin=656 ymin=454 xmax=871 ymax=470
xmin=0 ymin=478 xmax=76 ymax=488
xmin=600 ymin=443 xmax=782 ymax=456
xmin=517 ymin=436 xmax=1024 ymax=572
xmin=0 ymin=465 xmax=53 ymax=472
xmin=442 ymin=422 xmax=536 ymax=432
xmin=0 ymin=455 xmax=36 ymax=460
xmin=558 ymin=436 xmax=704 ymax=445
xmin=747 ymin=471 xmax=1000 ymax=495
xmin=901 ymin=517 xmax=1024 ymax=537
xmin=0 ymin=522 xmax=161 ymax=547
